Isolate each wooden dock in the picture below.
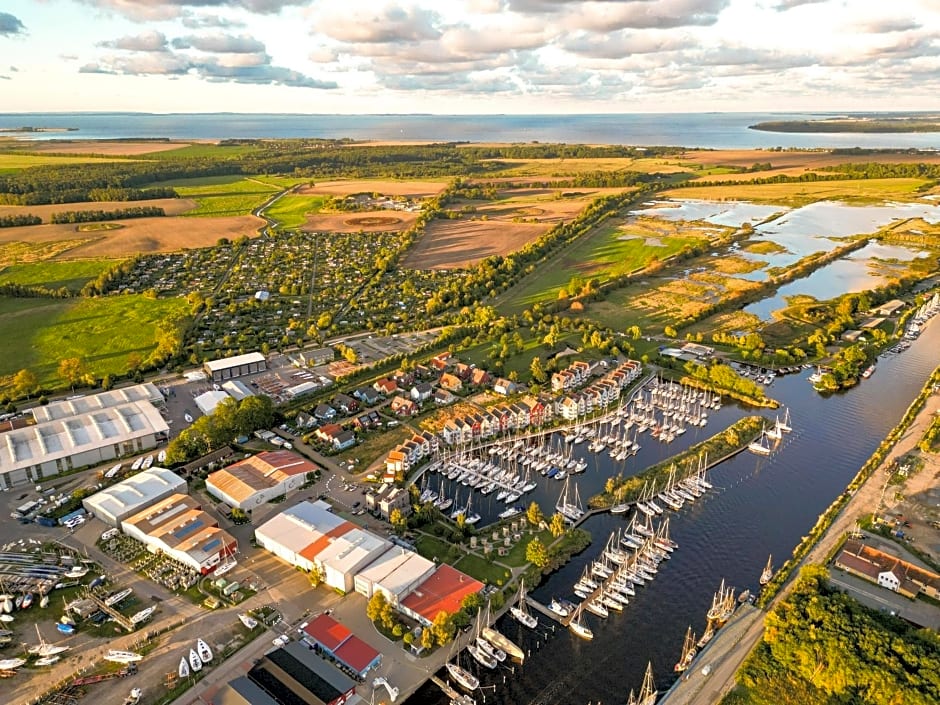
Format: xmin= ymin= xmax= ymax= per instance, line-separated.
xmin=430 ymin=674 xmax=461 ymax=701
xmin=525 ymin=595 xmax=564 ymax=624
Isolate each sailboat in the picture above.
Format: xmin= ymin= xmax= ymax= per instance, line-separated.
xmin=196 ymin=638 xmax=213 ymax=664
xmin=637 ymin=662 xmax=658 ymax=705
xmin=777 ymin=407 xmax=792 ymax=433
xmin=446 ymin=658 xmax=480 ymax=691
xmin=0 ymin=657 xmax=26 ymax=670
xmin=482 ymin=623 xmax=524 ymax=661
xmin=706 ymin=579 xmax=726 ymax=621
xmin=747 ymin=429 xmax=772 ymax=456
xmin=697 ymin=622 xmax=715 ymax=649
xmin=568 ymin=604 xmax=594 ymax=640
xmin=555 ymin=477 xmax=584 ymax=522
xmin=188 ymin=648 xmax=203 ymax=672
xmin=760 ymin=555 xmax=774 ymax=586
xmin=766 ymin=415 xmax=784 ymax=441
xmin=673 ymin=626 xmax=697 ymax=673
xmin=28 ymin=625 xmax=70 ymax=657
xmin=35 ymin=655 xmax=61 ymax=666
xmin=178 ymin=656 xmax=190 ymax=678
xmin=510 ymin=580 xmax=538 ymax=629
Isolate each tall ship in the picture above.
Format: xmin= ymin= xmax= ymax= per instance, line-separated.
xmin=631 ymin=662 xmax=658 ymax=705
xmin=760 ymin=555 xmax=774 ymax=586
xmin=672 ymin=626 xmax=697 ymax=673
xmin=706 ymin=579 xmax=727 ymax=621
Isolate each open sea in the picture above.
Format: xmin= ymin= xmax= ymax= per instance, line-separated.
xmin=2 ymin=112 xmax=940 ymax=150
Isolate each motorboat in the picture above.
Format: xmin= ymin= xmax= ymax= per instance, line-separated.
xmin=35 ymin=655 xmax=60 ymax=666
xmin=106 ymin=650 xmax=144 ymax=664
xmin=105 ymin=463 xmax=123 ymax=479
xmin=178 ymin=656 xmax=190 ymax=678
xmin=105 ymin=588 xmax=133 ymax=607
xmin=64 ymin=566 xmax=89 ymax=579
xmin=123 ymin=688 xmax=143 ymax=705
xmin=20 ymin=593 xmax=33 ymax=609
xmin=0 ymin=657 xmax=26 ymax=670
xmin=238 ymin=613 xmax=259 ymax=629
xmin=548 ymin=598 xmax=571 ymax=617
xmin=56 ymin=623 xmax=75 ymax=635
xmin=131 ymin=606 xmax=155 ymax=624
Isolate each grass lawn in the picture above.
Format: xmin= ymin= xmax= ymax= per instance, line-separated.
xmin=498 ymin=217 xmax=711 ymax=313
xmin=661 ymin=178 xmax=931 ymax=206
xmin=265 ymin=194 xmax=331 ymax=229
xmin=0 ymin=258 xmax=121 ymax=292
xmin=454 ymin=552 xmax=513 ymax=586
xmin=335 ymin=425 xmax=412 ymax=468
xmin=163 ymin=175 xmax=281 ymax=217
xmin=0 ymin=152 xmax=125 ymax=172
xmin=0 ymin=294 xmax=189 ymax=386
xmin=461 ymin=331 xmax=592 ymax=383
xmin=502 ymin=528 xmax=552 ymax=567
xmin=146 ymin=143 xmax=265 ymax=160
xmin=415 ymin=533 xmax=463 ymax=565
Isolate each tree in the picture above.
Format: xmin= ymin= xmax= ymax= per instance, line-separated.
xmin=12 ymin=369 xmax=38 ymax=400
xmin=460 ymin=592 xmax=484 ymax=616
xmin=663 ymin=325 xmax=677 ymax=338
xmin=420 ymin=625 xmax=435 ymax=650
xmin=430 ymin=610 xmax=455 ymax=646
xmin=307 ymin=563 xmax=325 ymax=587
xmin=530 ymin=356 xmax=547 ymax=383
xmin=58 ymin=357 xmax=88 ymax=391
xmin=526 ymin=537 xmax=550 ymax=569
xmin=542 ymin=324 xmax=561 ymax=348
xmin=367 ymin=591 xmax=395 ymax=630
xmin=526 ymin=501 xmax=544 ymax=526
xmin=549 ymin=512 xmax=566 ymax=538
xmin=389 ymin=508 xmax=407 ymax=534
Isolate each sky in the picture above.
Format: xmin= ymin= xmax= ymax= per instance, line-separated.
xmin=0 ymin=0 xmax=938 ymax=114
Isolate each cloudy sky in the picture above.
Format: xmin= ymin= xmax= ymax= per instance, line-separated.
xmin=0 ymin=0 xmax=937 ymax=113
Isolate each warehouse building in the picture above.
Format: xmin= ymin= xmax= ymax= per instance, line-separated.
xmin=300 ymin=614 xmax=382 ymax=678
xmin=194 ymin=390 xmax=230 ymax=416
xmin=0 ymin=383 xmax=168 ymax=488
xmin=399 ymin=564 xmax=484 ymax=626
xmin=254 ymin=501 xmax=391 ymax=593
xmin=214 ymin=642 xmax=357 ymax=705
xmin=82 ymin=467 xmax=186 ymax=527
xmin=353 ymin=547 xmax=435 ymax=605
xmin=206 ymin=450 xmax=317 ymax=510
xmin=221 ymin=380 xmax=254 ymax=402
xmin=122 ymin=493 xmax=238 ymax=574
xmin=204 ymin=352 xmax=267 ymax=382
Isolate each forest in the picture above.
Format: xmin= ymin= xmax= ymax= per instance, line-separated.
xmin=729 ymin=566 xmax=940 ymax=705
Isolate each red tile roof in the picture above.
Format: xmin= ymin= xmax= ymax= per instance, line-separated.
xmin=333 ymin=635 xmax=380 ymax=674
xmin=302 ymin=613 xmax=351 ymax=652
xmin=400 ymin=564 xmax=483 ymax=622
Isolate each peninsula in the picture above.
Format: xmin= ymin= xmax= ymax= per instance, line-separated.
xmin=750 ymin=117 xmax=940 ymax=133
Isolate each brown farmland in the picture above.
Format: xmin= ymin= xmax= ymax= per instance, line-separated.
xmin=402 ymin=219 xmax=548 ymax=269
xmin=0 ymin=215 xmax=264 ymax=258
xmin=302 ymin=210 xmax=419 ymax=233
xmin=0 ymin=198 xmax=197 ymax=223
xmin=300 ymin=179 xmax=446 ymax=197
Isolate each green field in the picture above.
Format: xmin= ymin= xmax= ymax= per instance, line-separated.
xmin=0 ymin=294 xmax=189 ymax=386
xmin=664 ymin=178 xmax=931 ymax=206
xmin=0 ymin=153 xmax=124 ymax=172
xmin=146 ymin=143 xmax=265 ymax=160
xmin=499 ymin=220 xmax=709 ymax=313
xmin=0 ymin=259 xmax=121 ymax=292
xmin=165 ymin=175 xmax=282 ymax=217
xmin=264 ymin=194 xmax=331 ymax=229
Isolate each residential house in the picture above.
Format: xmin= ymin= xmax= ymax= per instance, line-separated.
xmin=429 ymin=352 xmax=451 ymax=371
xmin=314 ymin=423 xmax=345 ymax=444
xmin=353 ymin=410 xmax=382 ymax=430
xmin=377 ymin=487 xmax=412 ymax=520
xmin=374 ymin=378 xmax=398 ymax=396
xmin=433 ymin=388 xmax=456 ymax=405
xmin=313 ymin=403 xmax=337 ymax=421
xmin=470 ymin=368 xmax=492 ymax=387
xmin=389 ymin=396 xmax=418 ymax=416
xmin=393 ymin=370 xmax=416 ymax=388
xmin=442 ymin=420 xmax=462 ymax=446
xmin=493 ymin=378 xmax=518 ymax=396
xmin=410 ymin=382 xmax=433 ymax=403
xmin=454 ymin=363 xmax=473 ymax=381
xmin=332 ymin=393 xmax=359 ymax=415
xmin=353 ymin=386 xmax=382 ymax=406
xmin=439 ymin=373 xmax=463 ymax=392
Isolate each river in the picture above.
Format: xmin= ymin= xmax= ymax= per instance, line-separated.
xmin=406 ymin=313 xmax=940 ymax=705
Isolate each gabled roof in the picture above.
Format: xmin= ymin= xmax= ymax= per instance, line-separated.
xmin=301 ymin=613 xmax=351 ymax=651
xmin=400 ymin=564 xmax=483 ymax=622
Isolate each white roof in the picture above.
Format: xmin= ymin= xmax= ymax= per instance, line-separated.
xmin=33 ymin=383 xmax=163 ymax=422
xmin=2 ymin=401 xmax=168 ymax=476
xmin=195 ymin=390 xmax=230 ymax=416
xmin=285 ymin=382 xmax=318 ymax=397
xmin=254 ymin=500 xmax=345 ymax=556
xmin=83 ymin=467 xmax=185 ymax=521
xmin=204 ymin=352 xmax=266 ymax=372
xmin=318 ymin=528 xmax=391 ymax=575
xmin=221 ymin=380 xmax=254 ymax=401
xmin=358 ymin=548 xmax=435 ymax=596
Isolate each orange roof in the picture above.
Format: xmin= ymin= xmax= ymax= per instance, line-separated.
xmin=208 ymin=451 xmax=318 ymax=503
xmin=400 ymin=564 xmax=483 ymax=622
xmin=298 ymin=521 xmax=356 ymax=562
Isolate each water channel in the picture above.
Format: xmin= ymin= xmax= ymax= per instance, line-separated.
xmin=406 ymin=313 xmax=940 ymax=705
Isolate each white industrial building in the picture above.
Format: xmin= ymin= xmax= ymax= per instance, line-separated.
xmin=194 ymin=390 xmax=230 ymax=416
xmin=254 ymin=500 xmax=391 ymax=593
xmin=204 ymin=352 xmax=267 ymax=382
xmin=205 ymin=451 xmax=317 ymax=510
xmin=0 ymin=383 xmax=168 ymax=489
xmin=82 ymin=467 xmax=186 ymax=527
xmin=221 ymin=380 xmax=254 ymax=402
xmin=122 ymin=493 xmax=238 ymax=574
xmin=353 ymin=547 xmax=435 ymax=605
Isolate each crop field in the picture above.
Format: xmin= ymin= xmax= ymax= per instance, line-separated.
xmin=402 ymin=219 xmax=548 ymax=269
xmin=300 ymin=179 xmax=447 ymax=197
xmin=0 ymin=258 xmax=120 ymax=292
xmin=167 ymin=176 xmax=281 ymax=217
xmin=484 ymin=157 xmax=694 ymax=178
xmin=0 ymin=197 xmax=196 ymax=223
xmin=0 ymin=152 xmax=126 ymax=172
xmin=679 ymin=148 xmax=940 ymax=171
xmin=302 ymin=210 xmax=420 ymax=233
xmin=265 ymin=193 xmax=331 ymax=229
xmin=0 ymin=238 xmax=95 ymax=266
xmin=458 ymin=188 xmax=619 ymax=224
xmin=0 ymin=215 xmax=264 ymax=257
xmin=498 ymin=215 xmax=715 ymax=313
xmin=0 ymin=294 xmax=188 ymax=386
xmin=662 ymin=178 xmax=931 ymax=206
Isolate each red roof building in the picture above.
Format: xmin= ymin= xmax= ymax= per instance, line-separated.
xmin=300 ymin=613 xmax=381 ymax=677
xmin=333 ymin=637 xmax=380 ymax=676
xmin=399 ymin=564 xmax=483 ymax=626
xmin=302 ymin=613 xmax=351 ymax=652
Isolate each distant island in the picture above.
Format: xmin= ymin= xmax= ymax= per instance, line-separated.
xmin=750 ymin=117 xmax=940 ymax=133
xmin=0 ymin=126 xmax=79 ymax=133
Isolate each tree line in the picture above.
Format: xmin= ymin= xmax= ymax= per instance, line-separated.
xmin=49 ymin=206 xmax=165 ymax=224
xmin=0 ymin=214 xmax=41 ymax=227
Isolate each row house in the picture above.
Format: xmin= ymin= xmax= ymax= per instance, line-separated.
xmin=384 ymin=431 xmax=440 ymax=480
xmin=550 ymin=358 xmax=594 ymax=393
xmin=439 ymin=397 xmax=550 ymax=445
